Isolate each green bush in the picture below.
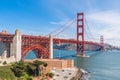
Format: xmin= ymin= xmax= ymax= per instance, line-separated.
xmin=3 ymin=61 xmax=7 ymax=65
xmin=43 ymin=63 xmax=48 ymax=67
xmin=0 ymin=60 xmax=49 ymax=80
xmin=20 ymin=73 xmax=32 ymax=80
xmin=11 ymin=61 xmax=27 ymax=77
xmin=46 ymin=72 xmax=54 ymax=78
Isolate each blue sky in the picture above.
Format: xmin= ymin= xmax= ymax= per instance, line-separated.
xmin=0 ymin=0 xmax=120 ymax=46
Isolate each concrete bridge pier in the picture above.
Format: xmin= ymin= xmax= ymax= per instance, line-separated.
xmin=49 ymin=34 xmax=53 ymax=59
xmin=10 ymin=29 xmax=21 ymax=61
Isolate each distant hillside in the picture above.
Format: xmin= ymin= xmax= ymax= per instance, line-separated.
xmin=105 ymin=44 xmax=120 ymax=50
xmin=54 ymin=44 xmax=76 ymax=50
xmin=53 ymin=43 xmax=118 ymax=51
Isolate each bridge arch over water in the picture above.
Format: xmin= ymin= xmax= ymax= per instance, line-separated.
xmin=22 ymin=44 xmax=50 ymax=60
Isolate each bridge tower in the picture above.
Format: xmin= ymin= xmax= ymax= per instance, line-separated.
xmin=10 ymin=29 xmax=21 ymax=61
xmin=76 ymin=13 xmax=84 ymax=57
xmin=100 ymin=35 xmax=104 ymax=50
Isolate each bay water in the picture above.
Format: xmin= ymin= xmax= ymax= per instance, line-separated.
xmin=26 ymin=50 xmax=120 ymax=80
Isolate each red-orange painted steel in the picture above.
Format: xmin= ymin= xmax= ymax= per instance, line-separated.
xmin=22 ymin=44 xmax=49 ymax=59
xmin=0 ymin=33 xmax=14 ymax=42
xmin=76 ymin=13 xmax=84 ymax=56
xmin=0 ymin=33 xmax=102 ymax=59
xmin=0 ymin=31 xmax=103 ymax=60
xmin=21 ymin=35 xmax=50 ymax=60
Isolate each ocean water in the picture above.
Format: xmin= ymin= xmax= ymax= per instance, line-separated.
xmin=26 ymin=50 xmax=120 ymax=80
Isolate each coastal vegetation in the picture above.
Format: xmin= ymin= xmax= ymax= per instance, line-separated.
xmin=0 ymin=66 xmax=16 ymax=80
xmin=0 ymin=60 xmax=54 ymax=80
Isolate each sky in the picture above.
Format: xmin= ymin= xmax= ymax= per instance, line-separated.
xmin=0 ymin=0 xmax=120 ymax=46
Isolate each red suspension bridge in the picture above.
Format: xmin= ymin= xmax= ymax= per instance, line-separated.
xmin=0 ymin=13 xmax=104 ymax=61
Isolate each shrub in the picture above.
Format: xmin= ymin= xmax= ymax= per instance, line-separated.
xmin=46 ymin=73 xmax=54 ymax=78
xmin=3 ymin=61 xmax=7 ymax=65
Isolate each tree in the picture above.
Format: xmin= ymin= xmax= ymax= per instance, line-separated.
xmin=46 ymin=73 xmax=54 ymax=78
xmin=3 ymin=61 xmax=7 ymax=65
xmin=33 ymin=60 xmax=44 ymax=76
xmin=10 ymin=60 xmax=48 ymax=79
xmin=43 ymin=62 xmax=48 ymax=67
xmin=27 ymin=63 xmax=37 ymax=76
xmin=33 ymin=60 xmax=43 ymax=66
xmin=11 ymin=61 xmax=27 ymax=77
xmin=20 ymin=72 xmax=32 ymax=80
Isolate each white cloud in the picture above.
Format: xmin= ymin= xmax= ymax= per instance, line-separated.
xmin=87 ymin=10 xmax=120 ymax=25
xmin=86 ymin=10 xmax=120 ymax=46
xmin=50 ymin=19 xmax=76 ymax=26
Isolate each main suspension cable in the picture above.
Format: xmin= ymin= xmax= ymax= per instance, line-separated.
xmin=53 ymin=19 xmax=76 ymax=37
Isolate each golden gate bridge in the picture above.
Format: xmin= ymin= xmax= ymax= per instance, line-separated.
xmin=0 ymin=13 xmax=104 ymax=61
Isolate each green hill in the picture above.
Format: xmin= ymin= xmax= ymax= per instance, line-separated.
xmin=0 ymin=66 xmax=16 ymax=80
